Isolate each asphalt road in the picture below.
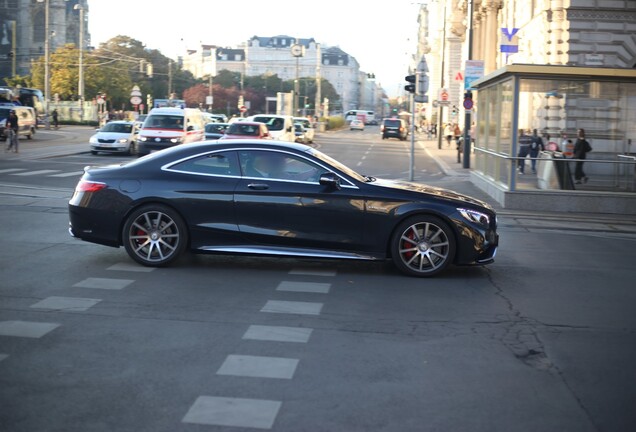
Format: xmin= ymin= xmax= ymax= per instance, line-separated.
xmin=1 ymin=127 xmax=635 ymax=432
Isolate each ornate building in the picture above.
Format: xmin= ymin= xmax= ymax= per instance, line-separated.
xmin=0 ymin=0 xmax=89 ymax=82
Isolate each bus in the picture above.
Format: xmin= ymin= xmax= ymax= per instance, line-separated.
xmin=0 ymin=87 xmax=45 ymax=124
xmin=153 ymin=99 xmax=186 ymax=109
xmin=345 ymin=109 xmax=377 ymax=125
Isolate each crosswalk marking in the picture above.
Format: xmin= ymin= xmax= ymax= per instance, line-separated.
xmin=48 ymin=171 xmax=84 ymax=178
xmin=0 ymin=168 xmax=27 ymax=174
xmin=217 ymin=354 xmax=299 ymax=379
xmin=243 ymin=325 xmax=313 ymax=343
xmin=0 ymin=354 xmax=8 ymax=362
xmin=289 ymin=268 xmax=337 ymax=277
xmin=276 ymin=281 xmax=331 ymax=294
xmin=182 ymin=396 xmax=281 ymax=429
xmin=12 ymin=169 xmax=60 ymax=176
xmin=0 ymin=320 xmax=60 ymax=338
xmin=261 ymin=300 xmax=323 ymax=315
xmin=30 ymin=296 xmax=101 ymax=312
xmin=73 ymin=277 xmax=134 ymax=290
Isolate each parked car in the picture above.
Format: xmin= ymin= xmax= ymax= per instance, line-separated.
xmin=293 ymin=117 xmax=315 ymax=143
xmin=350 ymin=119 xmax=365 ymax=131
xmin=294 ymin=123 xmax=307 ymax=144
xmin=205 ymin=122 xmax=229 ymax=140
xmin=68 ymin=140 xmax=499 ymax=277
xmin=137 ymin=107 xmax=206 ymax=156
xmin=381 ymin=118 xmax=408 ymax=140
xmin=0 ymin=105 xmax=37 ymax=140
xmin=205 ymin=113 xmax=228 ymax=123
xmin=220 ymin=122 xmax=271 ymax=140
xmin=89 ymin=121 xmax=137 ymax=155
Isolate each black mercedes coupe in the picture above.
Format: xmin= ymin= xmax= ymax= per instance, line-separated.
xmin=68 ymin=141 xmax=498 ymax=277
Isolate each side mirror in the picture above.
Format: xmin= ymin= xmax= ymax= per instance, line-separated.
xmin=319 ymin=172 xmax=341 ymax=190
xmin=187 ymin=125 xmax=194 ymax=131
xmin=286 ymin=126 xmax=292 ymax=133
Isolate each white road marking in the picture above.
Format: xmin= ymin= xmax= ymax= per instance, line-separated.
xmin=276 ymin=281 xmax=331 ymax=294
xmin=0 ymin=168 xmax=27 ymax=174
xmin=217 ymin=354 xmax=299 ymax=379
xmin=73 ymin=277 xmax=134 ymax=290
xmin=243 ymin=325 xmax=313 ymax=343
xmin=30 ymin=296 xmax=101 ymax=312
xmin=0 ymin=321 xmax=60 ymax=338
xmin=11 ymin=170 xmax=60 ymax=176
xmin=0 ymin=354 xmax=8 ymax=362
xmin=289 ymin=269 xmax=337 ymax=277
xmin=261 ymin=300 xmax=323 ymax=315
xmin=107 ymin=262 xmax=156 ymax=272
xmin=48 ymin=171 xmax=84 ymax=178
xmin=182 ymin=396 xmax=281 ymax=429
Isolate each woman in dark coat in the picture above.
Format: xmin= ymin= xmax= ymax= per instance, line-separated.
xmin=573 ymin=128 xmax=592 ymax=184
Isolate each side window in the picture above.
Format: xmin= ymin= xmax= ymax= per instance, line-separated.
xmin=169 ymin=151 xmax=239 ymax=177
xmin=239 ymin=150 xmax=324 ymax=183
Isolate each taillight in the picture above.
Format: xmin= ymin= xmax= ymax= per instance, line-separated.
xmin=75 ymin=180 xmax=107 ymax=193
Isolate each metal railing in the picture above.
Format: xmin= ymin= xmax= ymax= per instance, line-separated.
xmin=474 ymin=147 xmax=636 ymax=192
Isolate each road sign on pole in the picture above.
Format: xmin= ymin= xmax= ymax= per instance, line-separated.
xmin=464 ymin=60 xmax=485 ymax=90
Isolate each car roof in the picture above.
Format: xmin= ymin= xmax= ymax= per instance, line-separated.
xmin=105 ymin=120 xmax=134 ymax=125
xmin=228 ymin=121 xmax=264 ymax=126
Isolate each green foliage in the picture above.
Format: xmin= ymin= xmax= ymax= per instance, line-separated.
xmin=325 ymin=116 xmax=345 ymax=130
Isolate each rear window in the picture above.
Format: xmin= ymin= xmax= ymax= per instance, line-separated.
xmin=384 ymin=119 xmax=401 ymax=127
xmin=227 ymin=123 xmax=260 ymax=136
xmin=253 ymin=116 xmax=284 ymax=131
xmin=206 ymin=123 xmax=227 ymax=133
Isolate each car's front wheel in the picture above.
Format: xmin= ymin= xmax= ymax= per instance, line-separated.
xmin=122 ymin=205 xmax=188 ymax=267
xmin=390 ymin=215 xmax=455 ymax=277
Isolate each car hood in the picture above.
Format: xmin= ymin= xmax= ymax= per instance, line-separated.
xmin=370 ymin=178 xmax=492 ymax=209
xmin=221 ymin=134 xmax=268 ymax=140
xmin=91 ymin=132 xmax=131 ymax=140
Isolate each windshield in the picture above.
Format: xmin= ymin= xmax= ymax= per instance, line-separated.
xmin=306 ymin=148 xmax=367 ymax=183
xmin=384 ymin=119 xmax=401 ymax=127
xmin=144 ymin=114 xmax=185 ymax=130
xmin=227 ymin=123 xmax=260 ymax=136
xmin=101 ymin=123 xmax=132 ymax=133
xmin=253 ymin=116 xmax=284 ymax=131
xmin=0 ymin=108 xmax=10 ymax=120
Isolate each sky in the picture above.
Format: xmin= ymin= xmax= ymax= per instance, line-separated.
xmin=88 ymin=0 xmax=421 ymax=97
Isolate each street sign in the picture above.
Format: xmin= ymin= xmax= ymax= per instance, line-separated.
xmin=205 ymin=96 xmax=213 ymax=105
xmin=464 ymin=60 xmax=485 ymax=90
xmin=239 ymin=105 xmax=247 ymax=113
xmin=501 ymin=28 xmax=519 ymax=54
xmin=463 ymin=98 xmax=474 ymax=111
xmin=453 ymin=71 xmax=464 ymax=82
xmin=130 ymin=85 xmax=142 ymax=97
xmin=438 ymin=88 xmax=449 ymax=101
xmin=130 ymin=96 xmax=142 ymax=105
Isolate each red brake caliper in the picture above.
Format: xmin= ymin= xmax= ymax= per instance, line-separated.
xmin=403 ymin=229 xmax=416 ymax=260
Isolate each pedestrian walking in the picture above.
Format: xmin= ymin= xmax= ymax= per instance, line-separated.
xmin=573 ymin=128 xmax=592 ymax=184
xmin=432 ymin=123 xmax=437 ymax=138
xmin=5 ymin=109 xmax=19 ymax=153
xmin=529 ymin=129 xmax=545 ymax=174
xmin=453 ymin=123 xmax=462 ymax=147
xmin=517 ymin=129 xmax=532 ymax=174
xmin=444 ymin=123 xmax=453 ymax=147
xmin=51 ymin=108 xmax=59 ymax=129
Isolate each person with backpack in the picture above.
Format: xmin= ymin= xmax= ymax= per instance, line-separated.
xmin=517 ymin=129 xmax=533 ymax=174
xmin=573 ymin=128 xmax=592 ymax=184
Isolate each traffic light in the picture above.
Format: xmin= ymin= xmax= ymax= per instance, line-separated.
xmin=405 ymin=75 xmax=416 ymax=93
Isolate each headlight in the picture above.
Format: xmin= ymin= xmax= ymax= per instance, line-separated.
xmin=170 ymin=137 xmax=183 ymax=144
xmin=138 ymin=136 xmax=148 ymax=142
xmin=458 ymin=208 xmax=490 ymax=226
xmin=89 ymin=136 xmax=98 ymax=143
xmin=117 ymin=138 xmax=129 ymax=143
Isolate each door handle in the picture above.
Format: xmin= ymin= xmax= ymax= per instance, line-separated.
xmin=247 ymin=183 xmax=269 ymax=190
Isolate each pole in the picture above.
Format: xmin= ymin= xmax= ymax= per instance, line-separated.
xmin=168 ymin=60 xmax=172 ymax=97
xmin=208 ymin=74 xmax=213 ymax=110
xmin=437 ymin=0 xmax=447 ymax=150
xmin=11 ymin=20 xmax=16 ymax=77
xmin=315 ymin=43 xmax=321 ymax=119
xmin=294 ymin=56 xmax=299 ymax=115
xmin=44 ymin=0 xmax=50 ymax=129
xmin=462 ymin=0 xmax=474 ymax=168
xmin=77 ymin=5 xmax=84 ymax=122
xmin=409 ymin=92 xmax=416 ymax=181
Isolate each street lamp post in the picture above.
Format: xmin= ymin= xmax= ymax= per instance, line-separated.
xmin=74 ymin=4 xmax=84 ymax=122
xmin=37 ymin=0 xmax=51 ymax=129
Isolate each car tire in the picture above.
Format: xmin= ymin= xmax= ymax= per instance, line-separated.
xmin=390 ymin=215 xmax=456 ymax=277
xmin=27 ymin=128 xmax=35 ymax=139
xmin=90 ymin=150 xmax=98 ymax=155
xmin=122 ymin=204 xmax=188 ymax=267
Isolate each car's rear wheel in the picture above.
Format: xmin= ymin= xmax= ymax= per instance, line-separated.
xmin=122 ymin=205 xmax=188 ymax=267
xmin=391 ymin=215 xmax=455 ymax=277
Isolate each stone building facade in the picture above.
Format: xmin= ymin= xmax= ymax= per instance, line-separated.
xmin=0 ymin=0 xmax=89 ymax=81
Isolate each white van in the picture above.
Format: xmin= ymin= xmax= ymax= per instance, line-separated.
xmin=137 ymin=107 xmax=206 ymax=156
xmin=247 ymin=114 xmax=295 ymax=142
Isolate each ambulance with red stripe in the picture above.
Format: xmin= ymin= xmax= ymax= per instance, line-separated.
xmin=137 ymin=107 xmax=206 ymax=156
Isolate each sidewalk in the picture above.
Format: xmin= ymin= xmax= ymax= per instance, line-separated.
xmin=2 ymin=125 xmax=93 ymax=159
xmin=415 ymin=132 xmax=636 ymax=234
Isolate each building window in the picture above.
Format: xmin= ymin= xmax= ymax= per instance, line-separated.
xmin=235 ymin=54 xmax=242 ymax=61
xmin=33 ymin=9 xmax=45 ymax=43
xmin=338 ymin=59 xmax=344 ymax=66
